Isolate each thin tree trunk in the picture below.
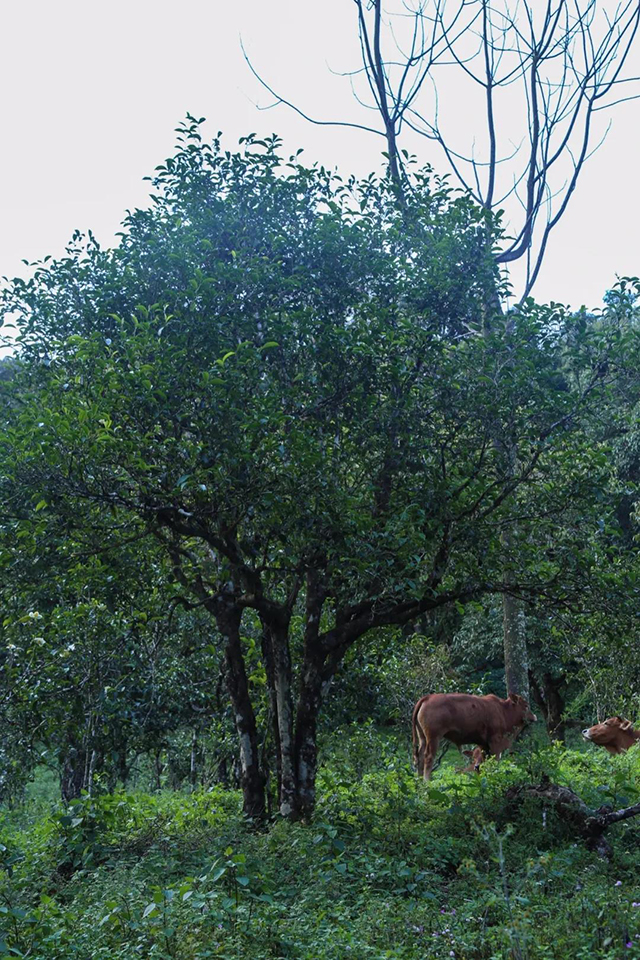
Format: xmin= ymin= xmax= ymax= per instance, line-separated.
xmin=500 ymin=386 xmax=529 ymax=699
xmin=190 ymin=729 xmax=198 ymax=791
xmin=60 ymin=743 xmax=87 ymax=803
xmin=503 ymin=590 xmax=528 ymax=697
xmin=270 ymin=618 xmax=296 ymax=818
xmin=486 ymin=300 xmax=531 ymax=702
xmin=543 ymin=673 xmax=565 ymax=741
xmin=153 ymin=747 xmax=163 ymax=791
xmin=260 ymin=624 xmax=282 ymax=801
xmin=87 ymin=749 xmax=98 ymax=797
xmin=529 ymin=670 xmax=566 ymax=741
xmin=118 ymin=743 xmax=129 ymax=787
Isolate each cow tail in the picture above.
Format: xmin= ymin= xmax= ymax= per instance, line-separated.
xmin=411 ymin=695 xmax=430 ymax=768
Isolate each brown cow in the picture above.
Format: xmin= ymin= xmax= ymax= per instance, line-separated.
xmin=412 ymin=692 xmax=537 ymax=781
xmin=582 ymin=716 xmax=640 ymax=754
xmin=461 ymin=746 xmax=485 ymax=773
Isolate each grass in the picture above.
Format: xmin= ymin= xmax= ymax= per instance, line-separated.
xmin=0 ymin=727 xmax=639 ymax=959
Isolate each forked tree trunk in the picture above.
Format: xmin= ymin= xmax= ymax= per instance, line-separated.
xmin=261 ymin=615 xmax=298 ymax=817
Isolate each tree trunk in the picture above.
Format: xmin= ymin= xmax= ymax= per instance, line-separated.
xmin=260 ymin=623 xmax=283 ymax=806
xmin=215 ymin=600 xmax=266 ymax=821
xmin=60 ymin=743 xmax=87 ymax=803
xmin=190 ymin=729 xmax=198 ymax=791
xmin=118 ymin=744 xmax=129 ymax=787
xmin=529 ymin=670 xmax=566 ymax=741
xmin=542 ymin=673 xmax=565 ymax=740
xmin=292 ymin=651 xmax=325 ymax=820
xmin=500 ymin=434 xmax=529 ymax=700
xmin=270 ymin=618 xmax=296 ymax=818
xmin=503 ymin=592 xmax=529 ymax=698
xmin=87 ymin=749 xmax=98 ymax=797
xmin=153 ymin=747 xmax=163 ymax=791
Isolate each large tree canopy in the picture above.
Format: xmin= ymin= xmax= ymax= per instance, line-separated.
xmin=1 ymin=119 xmax=638 ymax=818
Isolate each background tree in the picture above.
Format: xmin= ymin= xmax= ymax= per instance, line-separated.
xmin=0 ymin=497 xmax=227 ymax=802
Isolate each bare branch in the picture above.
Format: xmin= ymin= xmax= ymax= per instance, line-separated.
xmin=247 ymin=0 xmax=640 ymax=299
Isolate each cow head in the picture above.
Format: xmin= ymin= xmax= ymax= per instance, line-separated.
xmin=508 ymin=692 xmax=537 ymax=725
xmin=582 ymin=716 xmax=640 ymax=753
xmin=461 ymin=747 xmax=485 ymax=773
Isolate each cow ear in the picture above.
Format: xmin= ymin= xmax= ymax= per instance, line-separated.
xmin=508 ymin=692 xmax=518 ymax=702
xmin=614 ymin=715 xmax=625 ymax=724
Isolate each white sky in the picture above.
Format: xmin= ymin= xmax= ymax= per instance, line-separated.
xmin=1 ymin=0 xmax=639 ymax=311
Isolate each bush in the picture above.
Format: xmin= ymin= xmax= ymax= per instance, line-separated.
xmin=1 ymin=730 xmax=639 ymax=958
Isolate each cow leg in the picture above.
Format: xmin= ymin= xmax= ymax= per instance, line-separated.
xmin=488 ymin=736 xmax=510 ymax=761
xmin=422 ymin=733 xmax=441 ymax=782
xmin=414 ymin=723 xmax=427 ymax=776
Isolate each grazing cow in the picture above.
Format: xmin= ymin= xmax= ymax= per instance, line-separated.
xmin=461 ymin=746 xmax=485 ymax=773
xmin=412 ymin=692 xmax=537 ymax=781
xmin=582 ymin=716 xmax=640 ymax=754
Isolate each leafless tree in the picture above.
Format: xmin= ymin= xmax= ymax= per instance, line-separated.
xmin=246 ymin=0 xmax=640 ymax=301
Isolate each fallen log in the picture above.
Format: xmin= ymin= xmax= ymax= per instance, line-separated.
xmin=505 ymin=776 xmax=640 ymax=859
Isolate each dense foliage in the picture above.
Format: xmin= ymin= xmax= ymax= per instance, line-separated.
xmin=0 ymin=117 xmax=639 ymax=958
xmin=1 ymin=119 xmax=638 ymax=821
xmin=1 ymin=732 xmax=639 ymax=959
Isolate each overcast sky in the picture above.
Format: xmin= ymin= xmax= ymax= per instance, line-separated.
xmin=1 ymin=0 xmax=639 ymax=311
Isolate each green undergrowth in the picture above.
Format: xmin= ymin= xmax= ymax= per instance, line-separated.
xmin=1 ymin=729 xmax=639 ymax=959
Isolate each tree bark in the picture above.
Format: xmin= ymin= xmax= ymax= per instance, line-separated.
xmin=293 ymin=650 xmax=325 ymax=820
xmin=503 ymin=591 xmax=529 ymax=698
xmin=270 ymin=617 xmax=296 ymax=818
xmin=87 ymin=749 xmax=98 ymax=797
xmin=153 ymin=747 xmax=163 ymax=791
xmin=260 ymin=613 xmax=297 ymax=817
xmin=190 ymin=729 xmax=198 ymax=791
xmin=488 ymin=305 xmax=530 ymax=703
xmin=60 ymin=743 xmax=87 ymax=803
xmin=542 ymin=673 xmax=565 ymax=741
xmin=215 ymin=599 xmax=266 ymax=821
xmin=260 ymin=623 xmax=282 ymax=801
xmin=288 ymin=568 xmax=329 ymax=820
xmin=529 ymin=671 xmax=566 ymax=741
